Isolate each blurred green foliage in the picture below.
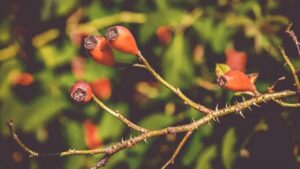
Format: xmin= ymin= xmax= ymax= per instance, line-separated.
xmin=0 ymin=0 xmax=299 ymax=169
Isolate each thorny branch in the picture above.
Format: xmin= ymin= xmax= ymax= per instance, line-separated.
xmin=8 ymin=90 xmax=297 ymax=161
xmin=7 ymin=24 xmax=300 ymax=168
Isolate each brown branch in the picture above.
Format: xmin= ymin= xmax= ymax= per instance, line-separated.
xmin=8 ymin=90 xmax=296 ymax=159
xmin=136 ymin=51 xmax=213 ymax=115
xmin=7 ymin=121 xmax=39 ymax=157
xmin=161 ymin=131 xmax=193 ymax=169
xmin=90 ymin=154 xmax=111 ymax=169
xmin=92 ymin=94 xmax=148 ymax=133
xmin=285 ymin=23 xmax=300 ymax=56
xmin=279 ymin=46 xmax=300 ymax=91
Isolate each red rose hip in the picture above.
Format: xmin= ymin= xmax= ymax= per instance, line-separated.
xmin=83 ymin=120 xmax=102 ymax=149
xmin=70 ymin=81 xmax=93 ymax=103
xmin=91 ymin=78 xmax=112 ymax=100
xmin=84 ymin=35 xmax=116 ymax=66
xmin=217 ymin=70 xmax=258 ymax=94
xmin=156 ymin=26 xmax=172 ymax=46
xmin=106 ymin=26 xmax=139 ymax=55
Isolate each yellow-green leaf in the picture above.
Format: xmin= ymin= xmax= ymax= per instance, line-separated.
xmin=216 ymin=63 xmax=230 ymax=76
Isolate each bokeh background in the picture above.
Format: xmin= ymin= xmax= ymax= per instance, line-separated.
xmin=1 ymin=0 xmax=300 ymax=169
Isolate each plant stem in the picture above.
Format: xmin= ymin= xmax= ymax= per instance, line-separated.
xmin=279 ymin=46 xmax=300 ymax=91
xmin=92 ymin=95 xmax=148 ymax=133
xmin=137 ymin=51 xmax=213 ymax=115
xmin=161 ymin=131 xmax=193 ymax=169
xmin=8 ymin=90 xmax=296 ymax=158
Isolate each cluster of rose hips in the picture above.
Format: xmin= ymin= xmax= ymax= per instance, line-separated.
xmin=70 ymin=26 xmax=139 ymax=103
xmin=70 ymin=25 xmax=259 ymax=105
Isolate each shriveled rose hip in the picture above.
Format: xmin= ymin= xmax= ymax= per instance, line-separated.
xmin=69 ymin=81 xmax=92 ymax=103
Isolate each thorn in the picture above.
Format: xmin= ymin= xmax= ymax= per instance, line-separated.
xmin=210 ymin=111 xmax=220 ymax=123
xmin=121 ymin=138 xmax=125 ymax=143
xmin=144 ymin=139 xmax=148 ymax=144
xmin=191 ymin=118 xmax=195 ymax=123
xmin=215 ymin=104 xmax=219 ymax=111
xmin=253 ymin=102 xmax=261 ymax=107
xmin=248 ymin=106 xmax=252 ymax=111
xmin=225 ymin=103 xmax=228 ymax=108
xmin=239 ymin=111 xmax=245 ymax=119
xmin=278 ymin=76 xmax=286 ymax=81
xmin=215 ymin=117 xmax=220 ymax=123
xmin=242 ymin=97 xmax=246 ymax=102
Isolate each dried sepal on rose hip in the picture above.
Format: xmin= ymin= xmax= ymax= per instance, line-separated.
xmin=216 ymin=64 xmax=259 ymax=96
xmin=70 ymin=81 xmax=93 ymax=103
xmin=84 ymin=35 xmax=116 ymax=66
xmin=105 ymin=26 xmax=139 ymax=55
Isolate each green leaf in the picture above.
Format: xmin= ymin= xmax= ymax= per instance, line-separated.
xmin=182 ymin=131 xmax=203 ymax=166
xmin=0 ymin=97 xmax=26 ymax=136
xmin=83 ymin=59 xmax=115 ymax=82
xmin=56 ymin=0 xmax=78 ymax=16
xmin=86 ymin=0 xmax=108 ymax=20
xmin=63 ymin=119 xmax=85 ymax=148
xmin=194 ymin=18 xmax=233 ymax=53
xmin=138 ymin=113 xmax=175 ymax=130
xmin=139 ymin=9 xmax=184 ymax=43
xmin=63 ymin=156 xmax=84 ymax=169
xmin=195 ymin=145 xmax=217 ymax=169
xmin=162 ymin=30 xmax=194 ymax=88
xmin=21 ymin=96 xmax=68 ymax=132
xmin=99 ymin=103 xmax=127 ymax=140
xmin=211 ymin=23 xmax=234 ymax=53
xmin=0 ymin=19 xmax=11 ymax=43
xmin=215 ymin=63 xmax=230 ymax=76
xmin=222 ymin=127 xmax=237 ymax=169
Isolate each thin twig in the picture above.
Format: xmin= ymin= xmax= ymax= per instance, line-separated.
xmin=90 ymin=154 xmax=111 ymax=169
xmin=7 ymin=121 xmax=39 ymax=157
xmin=132 ymin=63 xmax=147 ymax=69
xmin=8 ymin=90 xmax=296 ymax=158
xmin=279 ymin=46 xmax=300 ymax=91
xmin=273 ymin=99 xmax=300 ymax=107
xmin=285 ymin=23 xmax=300 ymax=56
xmin=268 ymin=76 xmax=286 ymax=92
xmin=92 ymin=94 xmax=148 ymax=133
xmin=161 ymin=131 xmax=193 ymax=169
xmin=136 ymin=51 xmax=213 ymax=115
